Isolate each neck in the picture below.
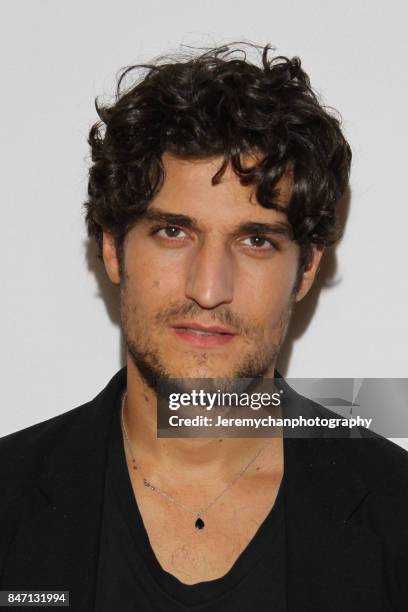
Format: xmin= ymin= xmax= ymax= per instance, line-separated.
xmin=123 ymin=356 xmax=284 ymax=486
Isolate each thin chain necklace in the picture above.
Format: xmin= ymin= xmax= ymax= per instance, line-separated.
xmin=120 ymin=390 xmax=270 ymax=530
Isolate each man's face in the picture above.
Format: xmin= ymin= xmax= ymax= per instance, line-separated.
xmin=103 ymin=153 xmax=323 ymax=388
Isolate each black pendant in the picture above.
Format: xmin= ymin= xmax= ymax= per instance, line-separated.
xmin=195 ymin=517 xmax=205 ymax=529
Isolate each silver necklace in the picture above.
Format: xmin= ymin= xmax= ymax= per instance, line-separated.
xmin=120 ymin=390 xmax=269 ymax=530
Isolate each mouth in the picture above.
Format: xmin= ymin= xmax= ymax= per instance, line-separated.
xmin=171 ymin=323 xmax=237 ymax=347
xmin=180 ymin=328 xmax=225 ymax=336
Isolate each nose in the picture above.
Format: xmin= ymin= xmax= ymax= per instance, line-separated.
xmin=184 ymin=238 xmax=234 ymax=309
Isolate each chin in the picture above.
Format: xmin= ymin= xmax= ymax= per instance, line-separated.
xmin=167 ymin=361 xmax=234 ymax=380
xmin=171 ymin=367 xmax=226 ymax=380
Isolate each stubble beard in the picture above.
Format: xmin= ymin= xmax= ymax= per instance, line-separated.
xmin=119 ymin=275 xmax=295 ymax=395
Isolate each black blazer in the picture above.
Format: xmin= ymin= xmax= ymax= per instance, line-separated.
xmin=1 ymin=367 xmax=408 ymax=611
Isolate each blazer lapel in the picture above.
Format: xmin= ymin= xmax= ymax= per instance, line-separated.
xmin=284 ymin=436 xmax=383 ymax=612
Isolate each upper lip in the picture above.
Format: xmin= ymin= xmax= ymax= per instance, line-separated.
xmin=172 ymin=321 xmax=238 ymax=335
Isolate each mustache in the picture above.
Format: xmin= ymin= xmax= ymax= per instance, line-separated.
xmin=154 ymin=301 xmax=254 ymax=337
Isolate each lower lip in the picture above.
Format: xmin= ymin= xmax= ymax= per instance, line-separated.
xmin=172 ymin=328 xmax=236 ymax=347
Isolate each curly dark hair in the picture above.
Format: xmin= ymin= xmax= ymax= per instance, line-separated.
xmin=83 ymin=42 xmax=351 ymax=284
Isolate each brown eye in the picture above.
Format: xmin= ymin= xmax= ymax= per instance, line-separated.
xmin=162 ymin=226 xmax=182 ymax=238
xmin=243 ymin=235 xmax=275 ymax=250
xmin=151 ymin=225 xmax=187 ymax=239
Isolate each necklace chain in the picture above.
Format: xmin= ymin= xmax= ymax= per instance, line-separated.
xmin=120 ymin=390 xmax=270 ymax=525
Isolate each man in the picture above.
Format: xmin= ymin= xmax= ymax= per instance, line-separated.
xmin=1 ymin=43 xmax=407 ymax=611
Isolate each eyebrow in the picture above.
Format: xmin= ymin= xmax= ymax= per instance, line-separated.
xmin=141 ymin=209 xmax=293 ymax=239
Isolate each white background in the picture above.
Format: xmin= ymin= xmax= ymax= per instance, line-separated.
xmin=1 ymin=1 xmax=407 ymax=449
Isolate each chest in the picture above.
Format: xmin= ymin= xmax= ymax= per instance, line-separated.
xmin=128 ymin=471 xmax=283 ymax=585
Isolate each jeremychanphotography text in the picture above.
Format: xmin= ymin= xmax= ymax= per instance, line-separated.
xmin=167 ymin=415 xmax=373 ymax=429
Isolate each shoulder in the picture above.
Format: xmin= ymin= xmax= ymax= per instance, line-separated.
xmin=315 ymin=399 xmax=408 ymax=480
xmin=312 ymin=399 xmax=408 ymax=488
xmin=339 ymin=434 xmax=408 ymax=493
xmin=0 ymin=367 xmax=125 ymax=498
xmin=0 ymin=402 xmax=93 ymax=495
xmin=0 ymin=367 xmax=125 ymax=462
xmin=0 ymin=401 xmax=93 ymax=446
xmin=294 ymin=388 xmax=408 ymax=476
xmin=289 ymin=388 xmax=408 ymax=507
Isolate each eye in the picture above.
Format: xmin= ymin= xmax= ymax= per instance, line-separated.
xmin=242 ymin=235 xmax=277 ymax=250
xmin=150 ymin=224 xmax=188 ymax=240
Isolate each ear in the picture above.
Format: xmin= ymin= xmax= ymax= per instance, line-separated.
xmin=294 ymin=245 xmax=325 ymax=303
xmin=102 ymin=229 xmax=121 ymax=285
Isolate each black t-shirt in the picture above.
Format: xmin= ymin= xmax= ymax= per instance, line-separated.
xmin=94 ymin=391 xmax=287 ymax=611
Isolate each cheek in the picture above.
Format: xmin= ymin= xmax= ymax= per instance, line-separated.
xmin=127 ymin=240 xmax=185 ymax=290
xmin=240 ymin=257 xmax=298 ymax=310
xmin=125 ymin=237 xmax=177 ymax=286
xmin=123 ymin=251 xmax=184 ymax=321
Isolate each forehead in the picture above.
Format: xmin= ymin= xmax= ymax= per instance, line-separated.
xmin=149 ymin=152 xmax=292 ymax=225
